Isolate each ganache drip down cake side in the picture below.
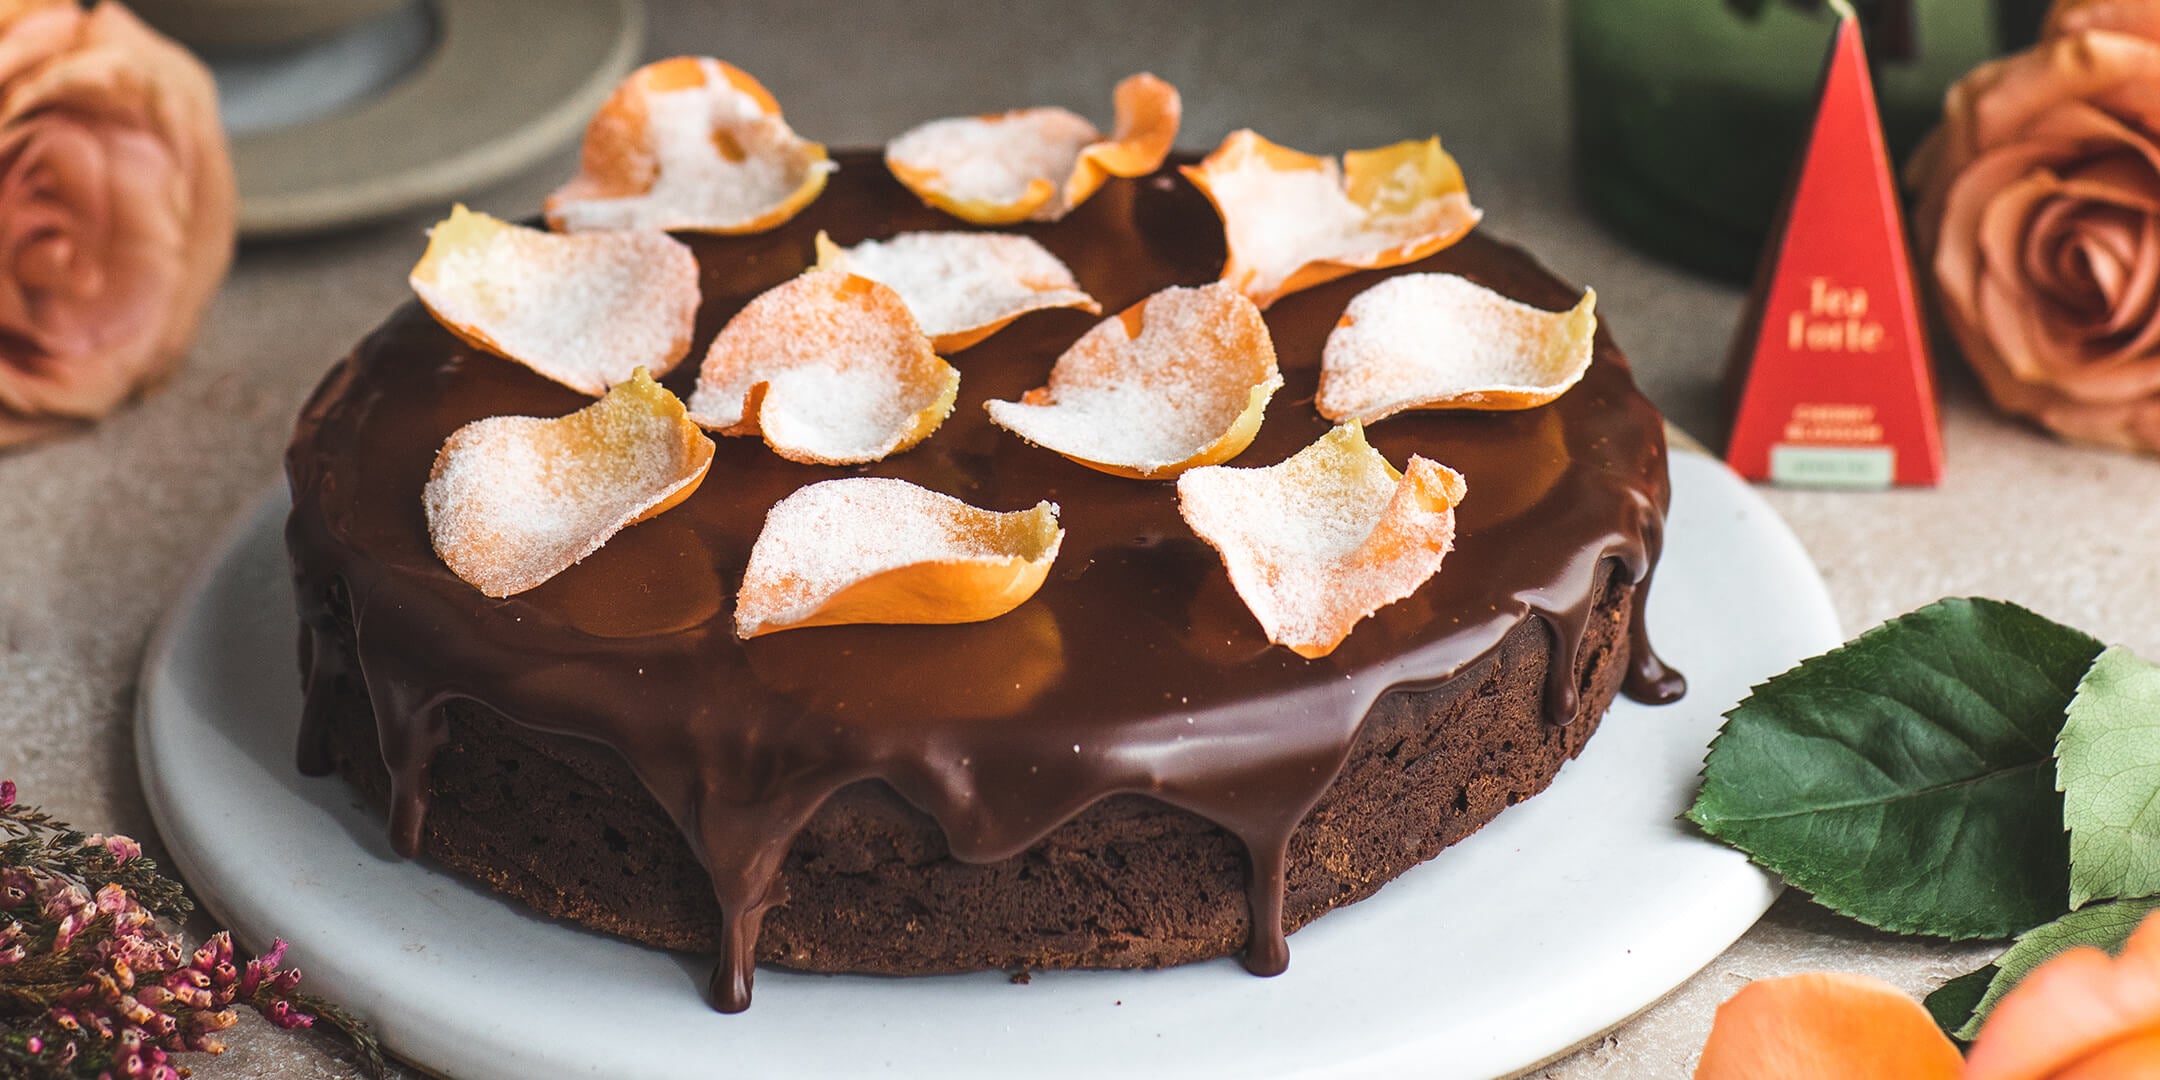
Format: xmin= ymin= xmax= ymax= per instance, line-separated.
xmin=283 ymin=63 xmax=1685 ymax=1014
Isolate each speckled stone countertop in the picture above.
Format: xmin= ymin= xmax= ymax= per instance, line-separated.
xmin=4 ymin=1 xmax=2158 ymax=1076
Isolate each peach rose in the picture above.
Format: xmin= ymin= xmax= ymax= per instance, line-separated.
xmin=1909 ymin=0 xmax=2160 ymax=453
xmin=1691 ymin=909 xmax=2160 ymax=1079
xmin=0 ymin=0 xmax=232 ymax=448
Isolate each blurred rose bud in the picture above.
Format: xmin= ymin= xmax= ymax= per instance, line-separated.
xmin=0 ymin=0 xmax=234 ymax=448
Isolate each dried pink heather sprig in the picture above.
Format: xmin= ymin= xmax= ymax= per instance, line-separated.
xmin=2 ymin=785 xmax=377 ymax=1076
xmin=87 ymin=835 xmax=142 ymax=865
xmin=0 ymin=922 xmax=26 ymax=966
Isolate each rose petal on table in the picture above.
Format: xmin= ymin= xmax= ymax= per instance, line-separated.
xmin=885 ymin=72 xmax=1180 ymax=224
xmin=735 ymin=476 xmax=1063 ymax=638
xmin=1176 ymin=422 xmax=1463 ymax=659
xmin=408 ymin=205 xmax=700 ymax=396
xmin=545 ymin=56 xmax=833 ymax=234
xmin=1966 ymin=909 xmax=2160 ymax=1080
xmin=423 ymin=369 xmax=715 ymax=598
xmin=1693 ymin=973 xmax=1962 ymax=1080
xmin=813 ymin=230 xmax=1098 ymax=352
xmin=986 ymin=281 xmax=1280 ymax=478
xmin=1181 ymin=129 xmax=1481 ymax=309
xmin=1317 ymin=273 xmax=1597 ymax=423
xmin=686 ymin=269 xmax=960 ymax=464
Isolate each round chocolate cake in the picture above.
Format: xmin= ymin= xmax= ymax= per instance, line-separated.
xmin=284 ymin=151 xmax=1683 ymax=1012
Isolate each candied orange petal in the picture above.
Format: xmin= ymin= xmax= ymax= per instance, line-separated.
xmin=813 ymin=230 xmax=1099 ymax=353
xmin=545 ymin=56 xmax=833 ymax=234
xmin=686 ymin=269 xmax=960 ymax=464
xmin=408 ymin=205 xmax=700 ymax=396
xmin=886 ymin=107 xmax=1094 ymax=224
xmin=1181 ymin=130 xmax=1482 ymax=309
xmin=985 ymin=281 xmax=1280 ymax=478
xmin=423 ymin=369 xmax=715 ymax=598
xmin=1694 ymin=973 xmax=1963 ymax=1080
xmin=734 ymin=477 xmax=1063 ymax=637
xmin=1063 ymin=72 xmax=1182 ymax=209
xmin=886 ymin=73 xmax=1181 ymax=225
xmin=1967 ymin=910 xmax=2160 ymax=1080
xmin=1318 ymin=274 xmax=1598 ymax=422
xmin=1175 ymin=422 xmax=1463 ymax=658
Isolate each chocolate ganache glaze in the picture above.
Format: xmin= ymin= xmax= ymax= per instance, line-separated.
xmin=285 ymin=151 xmax=1684 ymax=1013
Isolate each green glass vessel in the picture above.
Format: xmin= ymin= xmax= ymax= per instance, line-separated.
xmin=1568 ymin=0 xmax=2045 ymax=281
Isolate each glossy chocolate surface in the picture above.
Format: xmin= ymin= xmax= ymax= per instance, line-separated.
xmin=285 ymin=152 xmax=1682 ymax=1012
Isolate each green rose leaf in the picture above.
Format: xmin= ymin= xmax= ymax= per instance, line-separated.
xmin=1687 ymin=597 xmax=2101 ymax=939
xmin=1949 ymin=896 xmax=2160 ymax=1041
xmin=2059 ymin=646 xmax=2160 ymax=909
xmin=1923 ymin=964 xmax=1995 ymax=1039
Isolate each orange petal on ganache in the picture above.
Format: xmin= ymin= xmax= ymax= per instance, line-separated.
xmin=1318 ymin=273 xmax=1597 ymax=423
xmin=885 ymin=72 xmax=1180 ymax=224
xmin=812 ymin=230 xmax=1098 ymax=353
xmin=1175 ymin=422 xmax=1464 ymax=659
xmin=545 ymin=56 xmax=833 ymax=234
xmin=734 ymin=477 xmax=1063 ymax=638
xmin=1181 ymin=129 xmax=1481 ymax=309
xmin=686 ymin=269 xmax=960 ymax=465
xmin=986 ymin=281 xmax=1280 ymax=479
xmin=423 ymin=369 xmax=715 ymax=598
xmin=409 ymin=205 xmax=700 ymax=396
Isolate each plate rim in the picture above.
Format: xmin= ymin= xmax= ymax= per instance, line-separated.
xmin=231 ymin=0 xmax=642 ymax=236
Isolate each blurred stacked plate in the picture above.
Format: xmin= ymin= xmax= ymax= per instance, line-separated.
xmin=140 ymin=0 xmax=643 ymax=237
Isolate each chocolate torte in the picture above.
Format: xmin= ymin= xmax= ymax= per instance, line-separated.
xmin=284 ymin=151 xmax=1684 ymax=1013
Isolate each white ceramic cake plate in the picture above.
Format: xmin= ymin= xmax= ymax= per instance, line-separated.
xmin=137 ymin=451 xmax=1838 ymax=1080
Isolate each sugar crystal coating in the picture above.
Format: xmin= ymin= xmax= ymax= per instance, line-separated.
xmin=1176 ymin=423 xmax=1465 ymax=658
xmin=886 ymin=73 xmax=1180 ymax=224
xmin=735 ymin=476 xmax=1063 ymax=637
xmin=1182 ymin=130 xmax=1482 ymax=308
xmin=424 ymin=370 xmax=715 ymax=598
xmin=986 ymin=281 xmax=1281 ymax=478
xmin=1319 ymin=273 xmax=1598 ymax=423
xmin=409 ymin=206 xmax=699 ymax=396
xmin=816 ymin=230 xmax=1098 ymax=352
xmin=687 ymin=270 xmax=960 ymax=465
xmin=546 ymin=56 xmax=833 ymax=234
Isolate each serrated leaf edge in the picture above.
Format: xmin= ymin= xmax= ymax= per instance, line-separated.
xmin=1684 ymin=597 xmax=2100 ymax=939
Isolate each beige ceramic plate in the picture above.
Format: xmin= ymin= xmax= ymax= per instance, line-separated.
xmin=136 ymin=453 xmax=1836 ymax=1080
xmin=232 ymin=0 xmax=641 ymax=236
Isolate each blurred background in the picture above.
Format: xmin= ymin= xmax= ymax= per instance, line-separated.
xmin=127 ymin=0 xmax=2053 ymax=442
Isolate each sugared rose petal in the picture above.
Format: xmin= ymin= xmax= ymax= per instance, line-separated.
xmin=885 ymin=72 xmax=1180 ymax=224
xmin=408 ymin=205 xmax=700 ymax=395
xmin=735 ymin=477 xmax=1063 ymax=638
xmin=1181 ymin=130 xmax=1482 ymax=309
xmin=985 ymin=281 xmax=1280 ymax=478
xmin=1317 ymin=273 xmax=1598 ymax=423
xmin=686 ymin=269 xmax=960 ymax=464
xmin=1176 ymin=423 xmax=1464 ymax=659
xmin=423 ymin=369 xmax=715 ymax=598
xmin=1695 ymin=973 xmax=1962 ymax=1080
xmin=813 ymin=230 xmax=1099 ymax=352
xmin=545 ymin=56 xmax=833 ymax=234
xmin=1062 ymin=72 xmax=1181 ymax=212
